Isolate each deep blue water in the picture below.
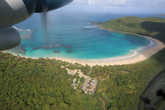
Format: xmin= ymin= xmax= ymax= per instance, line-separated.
xmin=12 ymin=10 xmax=157 ymax=59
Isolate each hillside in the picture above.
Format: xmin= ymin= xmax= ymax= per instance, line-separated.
xmin=1 ymin=49 xmax=165 ymax=110
xmin=100 ymin=16 xmax=165 ymax=42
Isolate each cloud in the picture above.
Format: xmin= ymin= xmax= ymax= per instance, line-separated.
xmin=73 ymin=0 xmax=165 ymax=8
xmin=125 ymin=0 xmax=165 ymax=8
xmin=103 ymin=0 xmax=128 ymax=6
xmin=68 ymin=0 xmax=165 ymax=13
xmin=74 ymin=0 xmax=128 ymax=6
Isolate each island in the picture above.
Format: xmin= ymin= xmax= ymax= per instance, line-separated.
xmin=0 ymin=17 xmax=165 ymax=110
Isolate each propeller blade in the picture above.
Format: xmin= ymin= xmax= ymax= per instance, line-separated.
xmin=40 ymin=0 xmax=49 ymax=41
xmin=41 ymin=12 xmax=48 ymax=36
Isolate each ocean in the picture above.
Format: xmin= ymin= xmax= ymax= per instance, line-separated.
xmin=11 ymin=10 xmax=160 ymax=59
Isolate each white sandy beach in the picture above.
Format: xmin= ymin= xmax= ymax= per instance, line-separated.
xmin=48 ymin=36 xmax=165 ymax=66
xmin=4 ymin=35 xmax=165 ymax=66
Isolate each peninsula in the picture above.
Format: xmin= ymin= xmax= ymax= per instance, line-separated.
xmin=99 ymin=16 xmax=165 ymax=42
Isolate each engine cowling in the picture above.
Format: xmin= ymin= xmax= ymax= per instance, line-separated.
xmin=0 ymin=0 xmax=30 ymax=28
xmin=0 ymin=27 xmax=21 ymax=50
xmin=0 ymin=0 xmax=73 ymax=28
xmin=23 ymin=0 xmax=73 ymax=13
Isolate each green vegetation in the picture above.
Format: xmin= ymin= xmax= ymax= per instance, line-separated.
xmin=0 ymin=53 xmax=102 ymax=110
xmin=100 ymin=16 xmax=165 ymax=42
xmin=1 ymin=49 xmax=165 ymax=110
xmin=1 ymin=16 xmax=165 ymax=110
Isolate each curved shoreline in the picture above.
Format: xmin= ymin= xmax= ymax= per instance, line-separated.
xmin=3 ymin=34 xmax=165 ymax=66
xmin=49 ymin=36 xmax=165 ymax=66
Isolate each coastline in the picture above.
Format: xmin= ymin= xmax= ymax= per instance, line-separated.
xmin=3 ymin=25 xmax=165 ymax=66
xmin=43 ymin=36 xmax=165 ymax=66
xmin=4 ymin=34 xmax=165 ymax=66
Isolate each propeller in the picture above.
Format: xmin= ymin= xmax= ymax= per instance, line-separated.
xmin=24 ymin=0 xmax=73 ymax=41
xmin=34 ymin=0 xmax=73 ymax=44
xmin=0 ymin=0 xmax=73 ymax=50
xmin=41 ymin=11 xmax=48 ymax=38
xmin=35 ymin=0 xmax=73 ymax=36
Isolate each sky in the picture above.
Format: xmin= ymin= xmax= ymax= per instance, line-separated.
xmin=66 ymin=0 xmax=165 ymax=14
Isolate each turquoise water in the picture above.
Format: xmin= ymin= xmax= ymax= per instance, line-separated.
xmin=14 ymin=11 xmax=150 ymax=59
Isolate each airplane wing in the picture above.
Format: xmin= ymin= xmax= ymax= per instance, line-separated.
xmin=138 ymin=70 xmax=165 ymax=110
